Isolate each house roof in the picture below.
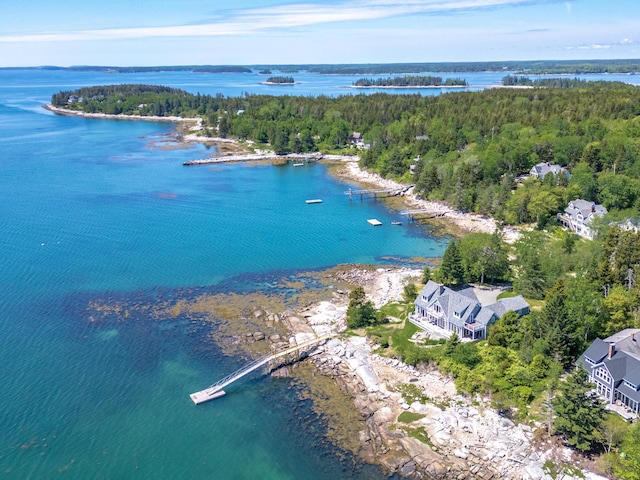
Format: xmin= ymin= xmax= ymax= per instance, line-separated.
xmin=604 ymin=329 xmax=640 ymax=361
xmin=580 ymin=332 xmax=640 ymax=395
xmin=494 ymin=295 xmax=530 ymax=316
xmin=564 ymin=199 xmax=608 ymax=223
xmin=581 ymin=338 xmax=610 ymax=364
xmin=415 ymin=281 xmax=528 ymax=329
xmin=530 ymin=162 xmax=568 ymax=179
xmin=617 ymin=380 xmax=640 ymax=403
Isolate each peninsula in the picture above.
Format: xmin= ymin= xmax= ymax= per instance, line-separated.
xmin=46 ymin=81 xmax=640 ymax=479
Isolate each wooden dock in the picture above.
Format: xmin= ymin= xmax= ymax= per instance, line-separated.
xmin=367 ymin=219 xmax=382 ymax=226
xmin=190 ymin=334 xmax=334 ymax=405
xmin=399 ymin=208 xmax=449 ymax=221
xmin=183 ymin=153 xmax=323 ymax=166
xmin=344 ymin=185 xmax=413 ymax=200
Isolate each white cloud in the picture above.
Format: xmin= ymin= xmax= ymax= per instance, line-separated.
xmin=0 ymin=0 xmax=551 ymax=43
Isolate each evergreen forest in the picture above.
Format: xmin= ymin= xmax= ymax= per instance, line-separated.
xmin=51 ymin=80 xmax=640 ymax=477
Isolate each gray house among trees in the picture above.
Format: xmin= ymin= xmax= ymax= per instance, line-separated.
xmin=557 ymin=199 xmax=608 ymax=239
xmin=410 ymin=281 xmax=530 ymax=340
xmin=578 ymin=329 xmax=640 ymax=417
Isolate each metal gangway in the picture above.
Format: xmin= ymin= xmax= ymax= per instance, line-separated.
xmin=190 ymin=333 xmax=334 ymax=404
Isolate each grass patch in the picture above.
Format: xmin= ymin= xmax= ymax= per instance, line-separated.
xmin=407 ymin=426 xmax=434 ymax=447
xmin=391 ymin=319 xmax=419 ymax=352
xmin=379 ymin=302 xmax=409 ymax=321
xmin=398 ymin=411 xmax=426 ymax=423
xmin=542 ymin=461 xmax=585 ymax=480
xmin=396 ymin=383 xmax=429 ymax=404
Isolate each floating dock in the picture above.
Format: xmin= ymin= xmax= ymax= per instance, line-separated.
xmin=306 ymin=199 xmax=322 ymax=204
xmin=367 ymin=219 xmax=382 ymax=226
xmin=190 ymin=389 xmax=226 ymax=405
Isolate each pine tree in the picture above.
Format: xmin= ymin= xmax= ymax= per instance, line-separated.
xmin=553 ymin=366 xmax=606 ymax=452
xmin=439 ymin=240 xmax=464 ymax=285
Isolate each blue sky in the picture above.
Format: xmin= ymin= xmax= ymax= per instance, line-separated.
xmin=1 ymin=0 xmax=639 ymax=66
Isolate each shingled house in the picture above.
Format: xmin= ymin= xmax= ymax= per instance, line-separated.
xmin=410 ymin=281 xmax=530 ymax=340
xmin=557 ymin=199 xmax=608 ymax=239
xmin=578 ymin=329 xmax=640 ymax=416
xmin=529 ymin=162 xmax=570 ymax=180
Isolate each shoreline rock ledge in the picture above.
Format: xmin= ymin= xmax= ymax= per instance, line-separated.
xmin=287 ymin=269 xmax=606 ymax=480
xmin=309 ymin=337 xmax=552 ymax=479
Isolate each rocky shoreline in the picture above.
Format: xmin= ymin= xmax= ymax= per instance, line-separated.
xmin=248 ymin=267 xmax=606 ymax=480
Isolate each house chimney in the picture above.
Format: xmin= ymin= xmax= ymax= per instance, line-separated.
xmin=608 ymin=343 xmax=616 ymax=359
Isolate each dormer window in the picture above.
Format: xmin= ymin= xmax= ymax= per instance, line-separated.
xmin=454 ymin=311 xmax=461 ymax=318
xmin=624 ymin=380 xmax=638 ymax=391
xmin=584 ymin=357 xmax=595 ymax=365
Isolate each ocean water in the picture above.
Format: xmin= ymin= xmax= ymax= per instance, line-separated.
xmin=2 ymin=68 xmax=638 ymax=478
xmin=0 ymin=69 xmax=451 ymax=479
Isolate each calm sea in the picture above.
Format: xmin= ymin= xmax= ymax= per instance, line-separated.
xmin=1 ymin=69 xmax=638 ymax=479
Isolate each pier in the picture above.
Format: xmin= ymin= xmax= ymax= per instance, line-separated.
xmin=344 ymin=185 xmax=413 ymax=200
xmin=399 ymin=208 xmax=449 ymax=221
xmin=190 ymin=334 xmax=334 ymax=404
xmin=183 ymin=153 xmax=323 ymax=166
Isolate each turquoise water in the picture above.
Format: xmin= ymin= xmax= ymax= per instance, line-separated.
xmin=3 ymin=68 xmax=638 ymax=478
xmin=0 ymin=70 xmax=449 ymax=479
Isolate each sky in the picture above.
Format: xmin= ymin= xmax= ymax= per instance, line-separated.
xmin=1 ymin=0 xmax=639 ymax=67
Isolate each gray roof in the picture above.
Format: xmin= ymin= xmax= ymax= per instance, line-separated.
xmin=604 ymin=329 xmax=640 ymax=361
xmin=617 ymin=381 xmax=640 ymax=403
xmin=580 ymin=332 xmax=640 ymax=396
xmin=530 ymin=162 xmax=569 ymax=179
xmin=415 ymin=281 xmax=528 ymax=330
xmin=581 ymin=338 xmax=610 ymax=365
xmin=564 ymin=199 xmax=607 ymax=223
xmin=493 ymin=295 xmax=530 ymax=316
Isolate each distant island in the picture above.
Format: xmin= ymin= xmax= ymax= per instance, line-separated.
xmin=263 ymin=76 xmax=295 ymax=85
xmin=352 ymin=75 xmax=468 ymax=88
xmin=6 ymin=59 xmax=640 ymax=75
xmin=501 ymin=75 xmax=630 ymax=88
xmin=258 ymin=69 xmax=272 ymax=75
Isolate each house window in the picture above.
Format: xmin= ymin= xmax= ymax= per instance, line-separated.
xmin=584 ymin=357 xmax=595 ymax=365
xmin=594 ymin=368 xmax=610 ymax=383
xmin=624 ymin=380 xmax=638 ymax=391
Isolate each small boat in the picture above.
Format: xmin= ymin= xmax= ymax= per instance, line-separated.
xmin=391 ymin=221 xmax=403 ymax=225
xmin=367 ymin=219 xmax=382 ymax=226
xmin=306 ymin=199 xmax=322 ymax=204
xmin=292 ymin=162 xmax=304 ymax=167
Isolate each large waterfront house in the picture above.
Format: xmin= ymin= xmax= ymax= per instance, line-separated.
xmin=529 ymin=162 xmax=570 ymax=180
xmin=410 ymin=281 xmax=530 ymax=340
xmin=557 ymin=199 xmax=608 ymax=239
xmin=578 ymin=329 xmax=640 ymax=417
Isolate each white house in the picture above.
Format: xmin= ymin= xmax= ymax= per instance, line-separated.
xmin=557 ymin=199 xmax=607 ymax=239
xmin=410 ymin=281 xmax=529 ymax=340
xmin=529 ymin=162 xmax=570 ymax=180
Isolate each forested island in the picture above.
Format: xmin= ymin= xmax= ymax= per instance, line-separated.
xmin=353 ymin=75 xmax=467 ymax=87
xmin=50 ymin=80 xmax=640 ymax=477
xmin=264 ymin=76 xmax=295 ymax=84
xmin=502 ymin=75 xmax=630 ymax=88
